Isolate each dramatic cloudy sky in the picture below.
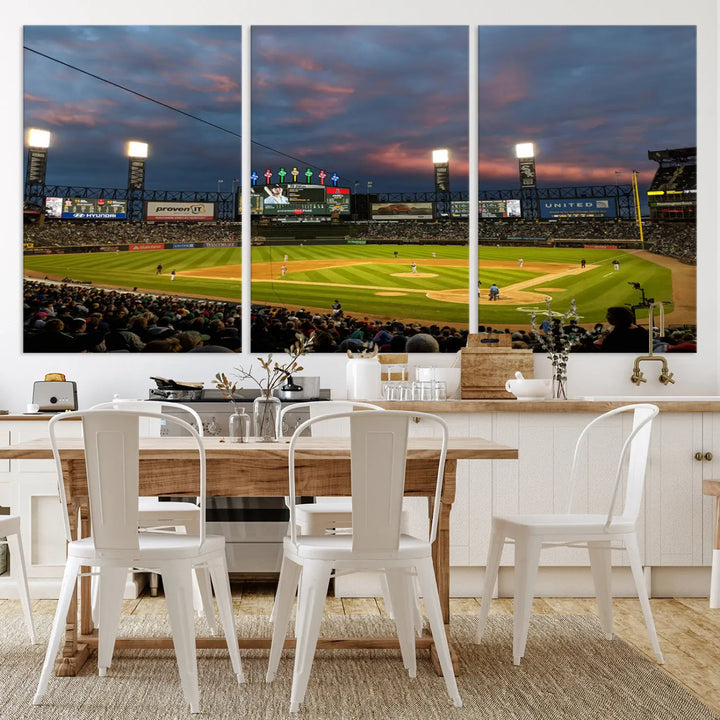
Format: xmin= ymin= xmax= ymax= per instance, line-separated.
xmin=23 ymin=25 xmax=695 ymax=194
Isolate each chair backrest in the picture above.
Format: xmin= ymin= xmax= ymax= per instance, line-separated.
xmin=48 ymin=409 xmax=206 ymax=549
xmin=287 ymin=410 xmax=448 ymax=552
xmin=566 ymin=403 xmax=659 ymax=526
xmin=91 ymin=399 xmax=204 ymax=436
xmin=278 ymin=400 xmax=382 ymax=438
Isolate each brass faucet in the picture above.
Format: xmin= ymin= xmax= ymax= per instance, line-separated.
xmin=630 ymin=302 xmax=675 ymax=386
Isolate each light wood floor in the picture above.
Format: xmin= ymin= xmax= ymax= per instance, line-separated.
xmin=3 ymin=586 xmax=719 ymax=715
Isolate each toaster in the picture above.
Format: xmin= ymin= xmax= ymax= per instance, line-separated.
xmin=32 ymin=381 xmax=78 ymax=412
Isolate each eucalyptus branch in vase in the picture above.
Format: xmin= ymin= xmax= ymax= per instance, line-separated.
xmin=530 ymin=298 xmax=581 ymax=399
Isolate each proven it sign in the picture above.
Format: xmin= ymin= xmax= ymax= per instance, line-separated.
xmin=144 ymin=202 xmax=216 ymax=222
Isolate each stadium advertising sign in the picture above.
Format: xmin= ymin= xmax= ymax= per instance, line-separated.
xmin=129 ymin=243 xmax=164 ymax=252
xmin=372 ymin=202 xmax=433 ymax=220
xmin=451 ymin=200 xmax=521 ymax=218
xmin=144 ymin=201 xmax=216 ymax=222
xmin=539 ymin=198 xmax=616 ymax=218
xmin=46 ymin=197 xmax=127 ymax=219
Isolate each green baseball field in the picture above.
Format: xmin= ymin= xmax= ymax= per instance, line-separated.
xmin=23 ymin=244 xmax=694 ymax=329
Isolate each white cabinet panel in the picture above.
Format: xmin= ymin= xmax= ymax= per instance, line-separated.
xmin=645 ymin=413 xmax=704 ymax=566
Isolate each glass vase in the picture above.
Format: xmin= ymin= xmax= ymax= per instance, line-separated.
xmin=228 ymin=409 xmax=250 ymax=443
xmin=552 ymin=375 xmax=568 ymax=399
xmin=253 ymin=394 xmax=281 ymax=442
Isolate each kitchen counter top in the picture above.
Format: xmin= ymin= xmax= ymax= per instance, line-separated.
xmin=1 ymin=398 xmax=720 ymax=419
xmin=373 ymin=398 xmax=720 ymax=413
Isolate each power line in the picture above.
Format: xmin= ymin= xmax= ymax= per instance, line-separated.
xmin=24 ymin=46 xmax=331 ymax=175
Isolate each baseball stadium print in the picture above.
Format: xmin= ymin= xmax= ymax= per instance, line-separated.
xmin=23 ymin=25 xmax=696 ymax=354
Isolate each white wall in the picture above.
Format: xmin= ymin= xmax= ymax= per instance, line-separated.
xmin=2 ymin=1 xmax=717 ymax=413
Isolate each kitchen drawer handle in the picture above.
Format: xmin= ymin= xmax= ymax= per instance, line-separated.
xmin=705 ymin=452 xmax=714 ymax=461
xmin=695 ymin=452 xmax=703 ymax=461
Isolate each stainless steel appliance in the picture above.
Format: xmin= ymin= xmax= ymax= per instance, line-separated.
xmin=148 ymin=384 xmax=330 ymax=574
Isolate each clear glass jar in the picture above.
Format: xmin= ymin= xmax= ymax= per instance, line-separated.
xmin=228 ymin=408 xmax=250 ymax=443
xmin=253 ymin=394 xmax=281 ymax=442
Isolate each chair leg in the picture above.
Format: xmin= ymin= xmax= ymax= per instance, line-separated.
xmin=587 ymin=541 xmax=613 ymax=639
xmin=415 ymin=558 xmax=462 ymax=708
xmin=476 ymin=526 xmax=505 ymax=643
xmin=96 ymin=566 xmax=128 ymax=676
xmin=384 ymin=567 xmax=416 ymax=677
xmin=289 ymin=559 xmax=332 ymax=714
xmin=624 ymin=534 xmax=664 ymax=664
xmin=193 ymin=565 xmax=218 ymax=635
xmin=91 ymin=566 xmax=100 ymax=626
xmin=267 ymin=555 xmax=302 ymax=682
xmin=270 ymin=552 xmax=300 ymax=626
xmin=7 ymin=531 xmax=36 ymax=644
xmin=512 ymin=536 xmax=542 ymax=665
xmin=33 ymin=557 xmax=82 ymax=705
xmin=205 ymin=553 xmax=244 ymax=683
xmin=160 ymin=562 xmax=201 ymax=713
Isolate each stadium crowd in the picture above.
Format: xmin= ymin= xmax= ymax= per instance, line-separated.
xmin=26 ymin=217 xmax=695 ymax=264
xmin=23 ymin=279 xmax=696 ymax=354
xmin=24 ymin=221 xmax=240 ymax=248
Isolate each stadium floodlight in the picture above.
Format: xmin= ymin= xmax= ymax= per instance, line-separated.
xmin=28 ymin=128 xmax=51 ymax=149
xmin=127 ymin=141 xmax=149 ymax=159
xmin=25 ymin=129 xmax=51 ymax=188
xmin=515 ymin=142 xmax=534 ymax=159
xmin=432 ymin=148 xmax=449 ymax=164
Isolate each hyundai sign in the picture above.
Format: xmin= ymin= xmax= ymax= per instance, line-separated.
xmin=539 ymin=198 xmax=616 ymax=218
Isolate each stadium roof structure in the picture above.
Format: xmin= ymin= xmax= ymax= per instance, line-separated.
xmin=648 ymin=147 xmax=696 ymax=165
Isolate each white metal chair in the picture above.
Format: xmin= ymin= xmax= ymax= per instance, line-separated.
xmin=266 ymin=410 xmax=461 ymax=713
xmin=0 ymin=515 xmax=37 ymax=643
xmin=34 ymin=409 xmax=243 ymax=713
xmin=272 ymin=400 xmax=421 ymax=631
xmin=90 ymin=399 xmax=215 ymax=631
xmin=476 ymin=403 xmax=663 ymax=666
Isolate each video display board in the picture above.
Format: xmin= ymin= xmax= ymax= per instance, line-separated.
xmin=326 ymin=186 xmax=350 ymax=215
xmin=250 ymin=184 xmax=350 ymax=217
xmin=539 ymin=198 xmax=616 ymax=218
xmin=451 ymin=199 xmax=521 ymax=218
xmin=371 ymin=202 xmax=433 ymax=220
xmin=144 ymin=201 xmax=216 ymax=222
xmin=45 ymin=197 xmax=127 ymax=219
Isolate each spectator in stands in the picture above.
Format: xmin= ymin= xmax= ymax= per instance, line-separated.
xmin=597 ymin=307 xmax=649 ymax=353
xmin=406 ymin=333 xmax=440 ymax=353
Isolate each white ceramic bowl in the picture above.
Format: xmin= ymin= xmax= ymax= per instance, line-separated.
xmin=505 ymin=378 xmax=552 ymax=400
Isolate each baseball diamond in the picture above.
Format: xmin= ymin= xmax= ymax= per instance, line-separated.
xmin=23 ymin=243 xmax=693 ymax=330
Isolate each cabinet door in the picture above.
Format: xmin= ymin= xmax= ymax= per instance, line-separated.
xmin=645 ymin=413 xmax=704 ymax=566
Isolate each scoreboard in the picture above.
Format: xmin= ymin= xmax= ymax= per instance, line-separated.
xmin=46 ymin=197 xmax=127 ymax=219
xmin=248 ymin=184 xmax=350 ymax=217
xmin=451 ymin=199 xmax=521 ymax=218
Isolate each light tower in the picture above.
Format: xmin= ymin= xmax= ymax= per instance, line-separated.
xmin=127 ymin=141 xmax=148 ymax=222
xmin=25 ymin=128 xmax=51 ymax=206
xmin=515 ymin=142 xmax=539 ymax=220
xmin=432 ymin=148 xmax=450 ymax=218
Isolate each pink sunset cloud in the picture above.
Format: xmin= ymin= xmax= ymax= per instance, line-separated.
xmin=201 ymin=74 xmax=240 ymax=93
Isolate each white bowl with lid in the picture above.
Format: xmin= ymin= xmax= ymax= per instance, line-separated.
xmin=505 ymin=378 xmax=552 ymax=400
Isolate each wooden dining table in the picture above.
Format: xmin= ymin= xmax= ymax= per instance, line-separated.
xmin=0 ymin=434 xmax=517 ymax=676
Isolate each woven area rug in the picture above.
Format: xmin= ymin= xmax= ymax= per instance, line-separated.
xmin=1 ymin=614 xmax=717 ymax=719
